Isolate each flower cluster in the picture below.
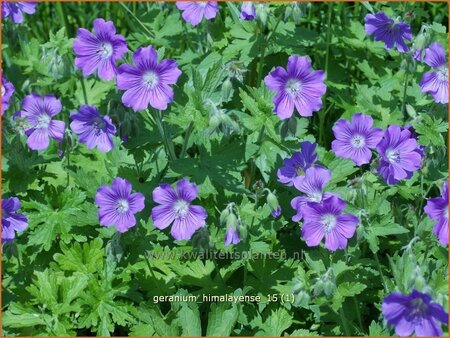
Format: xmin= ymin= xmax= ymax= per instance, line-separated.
xmin=330 ymin=114 xmax=423 ymax=185
xmin=280 ymin=142 xmax=359 ymax=251
xmin=364 ymin=11 xmax=448 ymax=104
xmin=2 ymin=4 xmax=448 ymax=337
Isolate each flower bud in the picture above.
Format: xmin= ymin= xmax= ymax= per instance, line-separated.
xmin=294 ymin=290 xmax=310 ymax=307
xmin=266 ymin=190 xmax=281 ymax=218
xmin=323 ymin=279 xmax=335 ymax=297
xmin=226 ymin=212 xmax=238 ymax=230
xmin=291 ymin=3 xmax=303 ymax=23
xmin=255 ymin=4 xmax=268 ymax=27
xmin=237 ymin=221 xmax=248 ymax=241
xmin=219 ymin=207 xmax=230 ymax=226
xmin=221 ymin=78 xmax=233 ymax=102
xmin=313 ymin=278 xmax=324 ymax=296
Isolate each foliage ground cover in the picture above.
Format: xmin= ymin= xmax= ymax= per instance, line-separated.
xmin=1 ymin=1 xmax=449 ymax=336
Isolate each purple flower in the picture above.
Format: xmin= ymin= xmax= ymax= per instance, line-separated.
xmin=291 ymin=166 xmax=336 ymax=222
xmin=224 ymin=227 xmax=240 ymax=245
xmin=420 ymin=42 xmax=448 ymax=104
xmin=240 ymin=2 xmax=255 ymax=20
xmin=70 ymin=105 xmax=117 ymax=152
xmin=2 ymin=197 xmax=28 ymax=242
xmin=95 ymin=178 xmax=145 ymax=233
xmin=301 ymin=195 xmax=358 ymax=251
xmin=176 ymin=1 xmax=219 ymax=26
xmin=424 ymin=181 xmax=448 ymax=246
xmin=376 ymin=125 xmax=422 ymax=185
xmin=382 ymin=289 xmax=448 ymax=336
xmin=331 ymin=113 xmax=383 ymax=166
xmin=14 ymin=94 xmax=65 ymax=151
xmin=277 ymin=141 xmax=317 ymax=186
xmin=151 ymin=179 xmax=207 ymax=240
xmin=2 ymin=2 xmax=37 ymax=24
xmin=264 ymin=56 xmax=326 ymax=119
xmin=2 ymin=75 xmax=15 ymax=115
xmin=413 ymin=48 xmax=424 ymax=62
xmin=117 ymin=46 xmax=182 ymax=112
xmin=271 ymin=207 xmax=282 ymax=218
xmin=364 ymin=12 xmax=412 ymax=52
xmin=73 ymin=18 xmax=128 ymax=81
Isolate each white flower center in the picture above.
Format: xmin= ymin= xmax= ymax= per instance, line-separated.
xmin=116 ymin=199 xmax=129 ymax=213
xmin=386 ymin=148 xmax=400 ymax=163
xmin=1 ymin=85 xmax=5 ymax=96
xmin=437 ymin=65 xmax=448 ymax=81
xmin=36 ymin=114 xmax=51 ymax=129
xmin=321 ymin=213 xmax=337 ymax=233
xmin=142 ymin=71 xmax=159 ymax=89
xmin=98 ymin=42 xmax=113 ymax=59
xmin=285 ymin=78 xmax=302 ymax=96
xmin=174 ymin=200 xmax=189 ymax=217
xmin=309 ymin=191 xmax=323 ymax=203
xmin=198 ymin=2 xmax=208 ymax=8
xmin=350 ymin=134 xmax=366 ymax=149
xmin=445 ymin=207 xmax=449 ymax=220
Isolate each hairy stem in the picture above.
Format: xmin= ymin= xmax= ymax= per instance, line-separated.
xmin=180 ymin=122 xmax=195 ymax=159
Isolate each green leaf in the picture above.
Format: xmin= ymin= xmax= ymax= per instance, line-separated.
xmin=255 ymin=308 xmax=293 ymax=336
xmin=53 ymin=238 xmax=104 ymax=273
xmin=177 ymin=303 xmax=202 ymax=336
xmin=206 ymin=302 xmax=239 ymax=336
xmin=331 ymin=282 xmax=366 ymax=311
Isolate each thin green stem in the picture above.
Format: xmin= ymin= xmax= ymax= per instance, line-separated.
xmin=318 ymin=102 xmax=334 ymax=146
xmin=324 ymin=2 xmax=333 ymax=80
xmin=374 ymin=252 xmax=389 ymax=292
xmin=180 ymin=122 xmax=195 ymax=159
xmin=319 ymin=3 xmax=333 ymax=145
xmin=66 ymin=148 xmax=70 ymax=187
xmin=55 ymin=2 xmax=70 ymax=37
xmin=118 ymin=2 xmax=154 ymax=38
xmin=256 ymin=14 xmax=283 ymax=86
xmin=144 ymin=254 xmax=165 ymax=296
xmin=80 ymin=76 xmax=89 ymax=105
xmin=212 ymin=256 xmax=225 ymax=285
xmin=352 ymin=296 xmax=364 ymax=333
xmin=249 ymin=125 xmax=266 ymax=187
xmin=339 ymin=307 xmax=351 ymax=336
xmin=152 ymin=110 xmax=176 ymax=162
xmin=400 ymin=71 xmax=410 ymax=117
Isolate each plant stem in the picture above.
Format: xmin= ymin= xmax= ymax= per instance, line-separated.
xmin=374 ymin=252 xmax=389 ymax=292
xmin=352 ymin=296 xmax=364 ymax=333
xmin=324 ymin=2 xmax=333 ymax=81
xmin=180 ymin=122 xmax=195 ymax=159
xmin=152 ymin=110 xmax=177 ymax=162
xmin=256 ymin=14 xmax=283 ymax=86
xmin=144 ymin=254 xmax=165 ymax=296
xmin=339 ymin=307 xmax=351 ymax=336
xmin=400 ymin=71 xmax=410 ymax=116
xmin=249 ymin=125 xmax=265 ymax=187
xmin=318 ymin=2 xmax=333 ymax=145
xmin=80 ymin=76 xmax=89 ymax=105
xmin=118 ymin=2 xmax=154 ymax=38
xmin=55 ymin=2 xmax=70 ymax=36
xmin=66 ymin=148 xmax=70 ymax=187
